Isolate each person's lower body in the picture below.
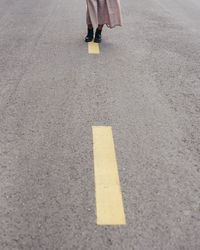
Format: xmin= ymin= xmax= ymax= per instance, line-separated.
xmin=85 ymin=0 xmax=109 ymax=43
xmin=85 ymin=0 xmax=122 ymax=43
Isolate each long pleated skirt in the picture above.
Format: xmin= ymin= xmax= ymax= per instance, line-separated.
xmin=86 ymin=0 xmax=122 ymax=29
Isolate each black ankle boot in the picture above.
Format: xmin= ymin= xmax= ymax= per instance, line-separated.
xmin=94 ymin=28 xmax=102 ymax=43
xmin=85 ymin=28 xmax=93 ymax=42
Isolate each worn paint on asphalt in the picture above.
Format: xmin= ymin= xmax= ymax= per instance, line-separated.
xmin=92 ymin=126 xmax=126 ymax=225
xmin=88 ymin=40 xmax=100 ymax=54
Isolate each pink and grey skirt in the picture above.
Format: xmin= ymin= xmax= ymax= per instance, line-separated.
xmin=86 ymin=0 xmax=122 ymax=29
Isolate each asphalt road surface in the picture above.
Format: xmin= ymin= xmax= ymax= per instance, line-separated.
xmin=0 ymin=0 xmax=200 ymax=249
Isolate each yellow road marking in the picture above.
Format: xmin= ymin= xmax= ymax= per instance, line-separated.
xmin=88 ymin=40 xmax=100 ymax=54
xmin=92 ymin=126 xmax=126 ymax=225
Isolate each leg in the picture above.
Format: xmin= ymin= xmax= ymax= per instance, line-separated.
xmin=85 ymin=25 xmax=94 ymax=42
xmin=97 ymin=24 xmax=104 ymax=30
xmin=94 ymin=25 xmax=103 ymax=43
xmin=85 ymin=22 xmax=94 ymax=42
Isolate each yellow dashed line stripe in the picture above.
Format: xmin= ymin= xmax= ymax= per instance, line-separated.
xmin=88 ymin=39 xmax=100 ymax=54
xmin=92 ymin=126 xmax=126 ymax=225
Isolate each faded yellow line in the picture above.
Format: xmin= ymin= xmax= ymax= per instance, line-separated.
xmin=88 ymin=40 xmax=100 ymax=54
xmin=92 ymin=126 xmax=126 ymax=225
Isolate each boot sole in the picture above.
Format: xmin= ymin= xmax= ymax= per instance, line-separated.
xmin=94 ymin=40 xmax=101 ymax=43
xmin=85 ymin=39 xmax=93 ymax=43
